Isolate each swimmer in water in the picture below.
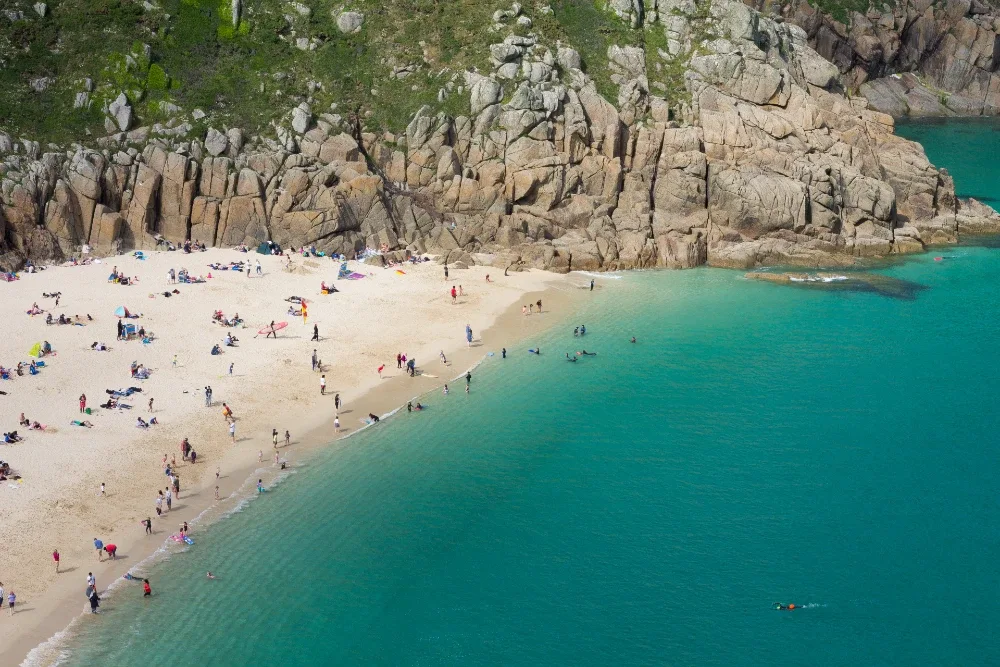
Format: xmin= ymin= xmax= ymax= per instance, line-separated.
xmin=576 ymin=350 xmax=597 ymax=356
xmin=528 ymin=347 xmax=540 ymax=355
xmin=206 ymin=572 xmax=216 ymax=579
xmin=414 ymin=402 xmax=423 ymax=410
xmin=773 ymin=603 xmax=797 ymax=611
xmin=565 ymin=353 xmax=577 ymax=362
xmin=630 ymin=336 xmax=636 ymax=343
xmin=573 ymin=327 xmax=579 ymax=336
xmin=257 ymin=479 xmax=264 ymax=493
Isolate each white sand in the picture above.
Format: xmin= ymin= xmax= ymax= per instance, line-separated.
xmin=0 ymin=248 xmax=577 ymax=661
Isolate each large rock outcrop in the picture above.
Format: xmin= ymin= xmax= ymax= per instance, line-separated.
xmin=1 ymin=0 xmax=998 ymax=274
xmin=757 ymin=0 xmax=1000 ymax=117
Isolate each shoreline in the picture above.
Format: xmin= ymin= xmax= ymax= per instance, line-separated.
xmin=3 ymin=255 xmax=587 ymax=666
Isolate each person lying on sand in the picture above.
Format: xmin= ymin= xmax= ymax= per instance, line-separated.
xmin=71 ymin=420 xmax=94 ymax=428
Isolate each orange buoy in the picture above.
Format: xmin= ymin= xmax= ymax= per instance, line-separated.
xmin=788 ymin=604 xmax=796 ymax=610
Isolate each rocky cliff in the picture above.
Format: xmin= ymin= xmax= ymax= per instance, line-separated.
xmin=2 ymin=0 xmax=998 ymax=273
xmin=758 ymin=0 xmax=1000 ymax=117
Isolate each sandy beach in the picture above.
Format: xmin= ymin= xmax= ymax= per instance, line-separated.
xmin=0 ymin=248 xmax=583 ymax=664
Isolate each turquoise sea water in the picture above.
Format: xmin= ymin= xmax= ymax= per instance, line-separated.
xmin=897 ymin=116 xmax=1000 ymax=205
xmin=60 ymin=130 xmax=1000 ymax=665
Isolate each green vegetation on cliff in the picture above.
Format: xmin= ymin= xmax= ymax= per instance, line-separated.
xmin=0 ymin=0 xmax=699 ymax=144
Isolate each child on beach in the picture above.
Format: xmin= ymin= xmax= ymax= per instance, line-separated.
xmin=53 ymin=548 xmax=60 ymax=572
xmin=285 ymin=430 xmax=290 ymax=447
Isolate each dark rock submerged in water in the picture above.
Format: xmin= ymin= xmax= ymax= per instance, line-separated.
xmin=745 ymin=272 xmax=928 ymax=300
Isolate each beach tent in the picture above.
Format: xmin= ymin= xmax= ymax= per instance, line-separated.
xmin=114 ymin=306 xmax=130 ymax=317
xmin=256 ymin=242 xmax=270 ymax=255
xmin=28 ymin=342 xmax=43 ymax=357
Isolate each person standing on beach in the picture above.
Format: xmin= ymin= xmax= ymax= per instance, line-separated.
xmin=285 ymin=430 xmax=290 ymax=447
xmin=320 ymin=374 xmax=327 ymax=395
xmin=229 ymin=421 xmax=236 ymax=443
xmin=444 ymin=265 xmax=449 ymax=281
xmin=100 ymin=482 xmax=105 ymax=497
xmin=79 ymin=394 xmax=87 ymax=413
xmin=94 ymin=537 xmax=104 ymax=561
xmin=165 ymin=487 xmax=172 ymax=511
xmin=156 ymin=492 xmax=163 ymax=516
xmin=311 ymin=324 xmax=319 ymax=342
xmin=536 ymin=299 xmax=542 ymax=313
xmin=334 ymin=415 xmax=340 ymax=432
xmin=312 ymin=349 xmax=318 ymax=371
xmin=53 ymin=548 xmax=60 ymax=573
xmin=8 ymin=590 xmax=16 ymax=616
xmin=272 ymin=429 xmax=279 ymax=449
xmin=229 ymin=362 xmax=234 ymax=375
xmin=148 ymin=397 xmax=154 ymax=412
xmin=334 ymin=393 xmax=341 ymax=410
xmin=255 ymin=259 xmax=262 ymax=275
xmin=205 ymin=386 xmax=213 ymax=407
xmin=502 ymin=347 xmax=507 ymax=359
xmin=144 ymin=517 xmax=152 ymax=535
xmin=465 ymin=324 xmax=473 ymax=348
xmin=396 ymin=352 xmax=402 ymax=369
xmin=590 ymin=278 xmax=595 ymax=291
xmin=215 ymin=486 xmax=220 ymax=500
xmin=451 ymin=286 xmax=457 ymax=304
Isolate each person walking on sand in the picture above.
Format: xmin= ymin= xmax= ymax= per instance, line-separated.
xmin=529 ymin=303 xmax=534 ymax=314
xmin=79 ymin=394 xmax=87 ymax=413
xmin=311 ymin=324 xmax=319 ymax=342
xmin=334 ymin=393 xmax=341 ymax=410
xmin=465 ymin=324 xmax=473 ymax=348
xmin=451 ymin=286 xmax=457 ymax=304
xmin=396 ymin=352 xmax=402 ymax=369
xmin=444 ymin=265 xmax=449 ymax=281
xmin=285 ymin=430 xmax=290 ymax=447
xmin=334 ymin=415 xmax=341 ymax=432
xmin=272 ymin=429 xmax=279 ymax=449
xmin=522 ymin=305 xmax=527 ymax=316
xmin=229 ymin=421 xmax=236 ymax=443
xmin=53 ymin=548 xmax=60 ymax=573
xmin=144 ymin=517 xmax=152 ymax=535
xmin=255 ymin=259 xmax=262 ymax=275
xmin=320 ymin=374 xmax=327 ymax=395
xmin=148 ymin=397 xmax=154 ymax=412
xmin=94 ymin=537 xmax=104 ymax=561
xmin=377 ymin=364 xmax=385 ymax=379
xmin=312 ymin=349 xmax=318 ymax=371
xmin=266 ymin=320 xmax=277 ymax=339
xmin=172 ymin=353 xmax=178 ymax=367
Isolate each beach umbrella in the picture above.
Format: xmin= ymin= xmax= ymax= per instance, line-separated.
xmin=113 ymin=306 xmax=129 ymax=317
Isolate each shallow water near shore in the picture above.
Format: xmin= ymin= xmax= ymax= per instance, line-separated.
xmin=41 ymin=239 xmax=999 ymax=665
